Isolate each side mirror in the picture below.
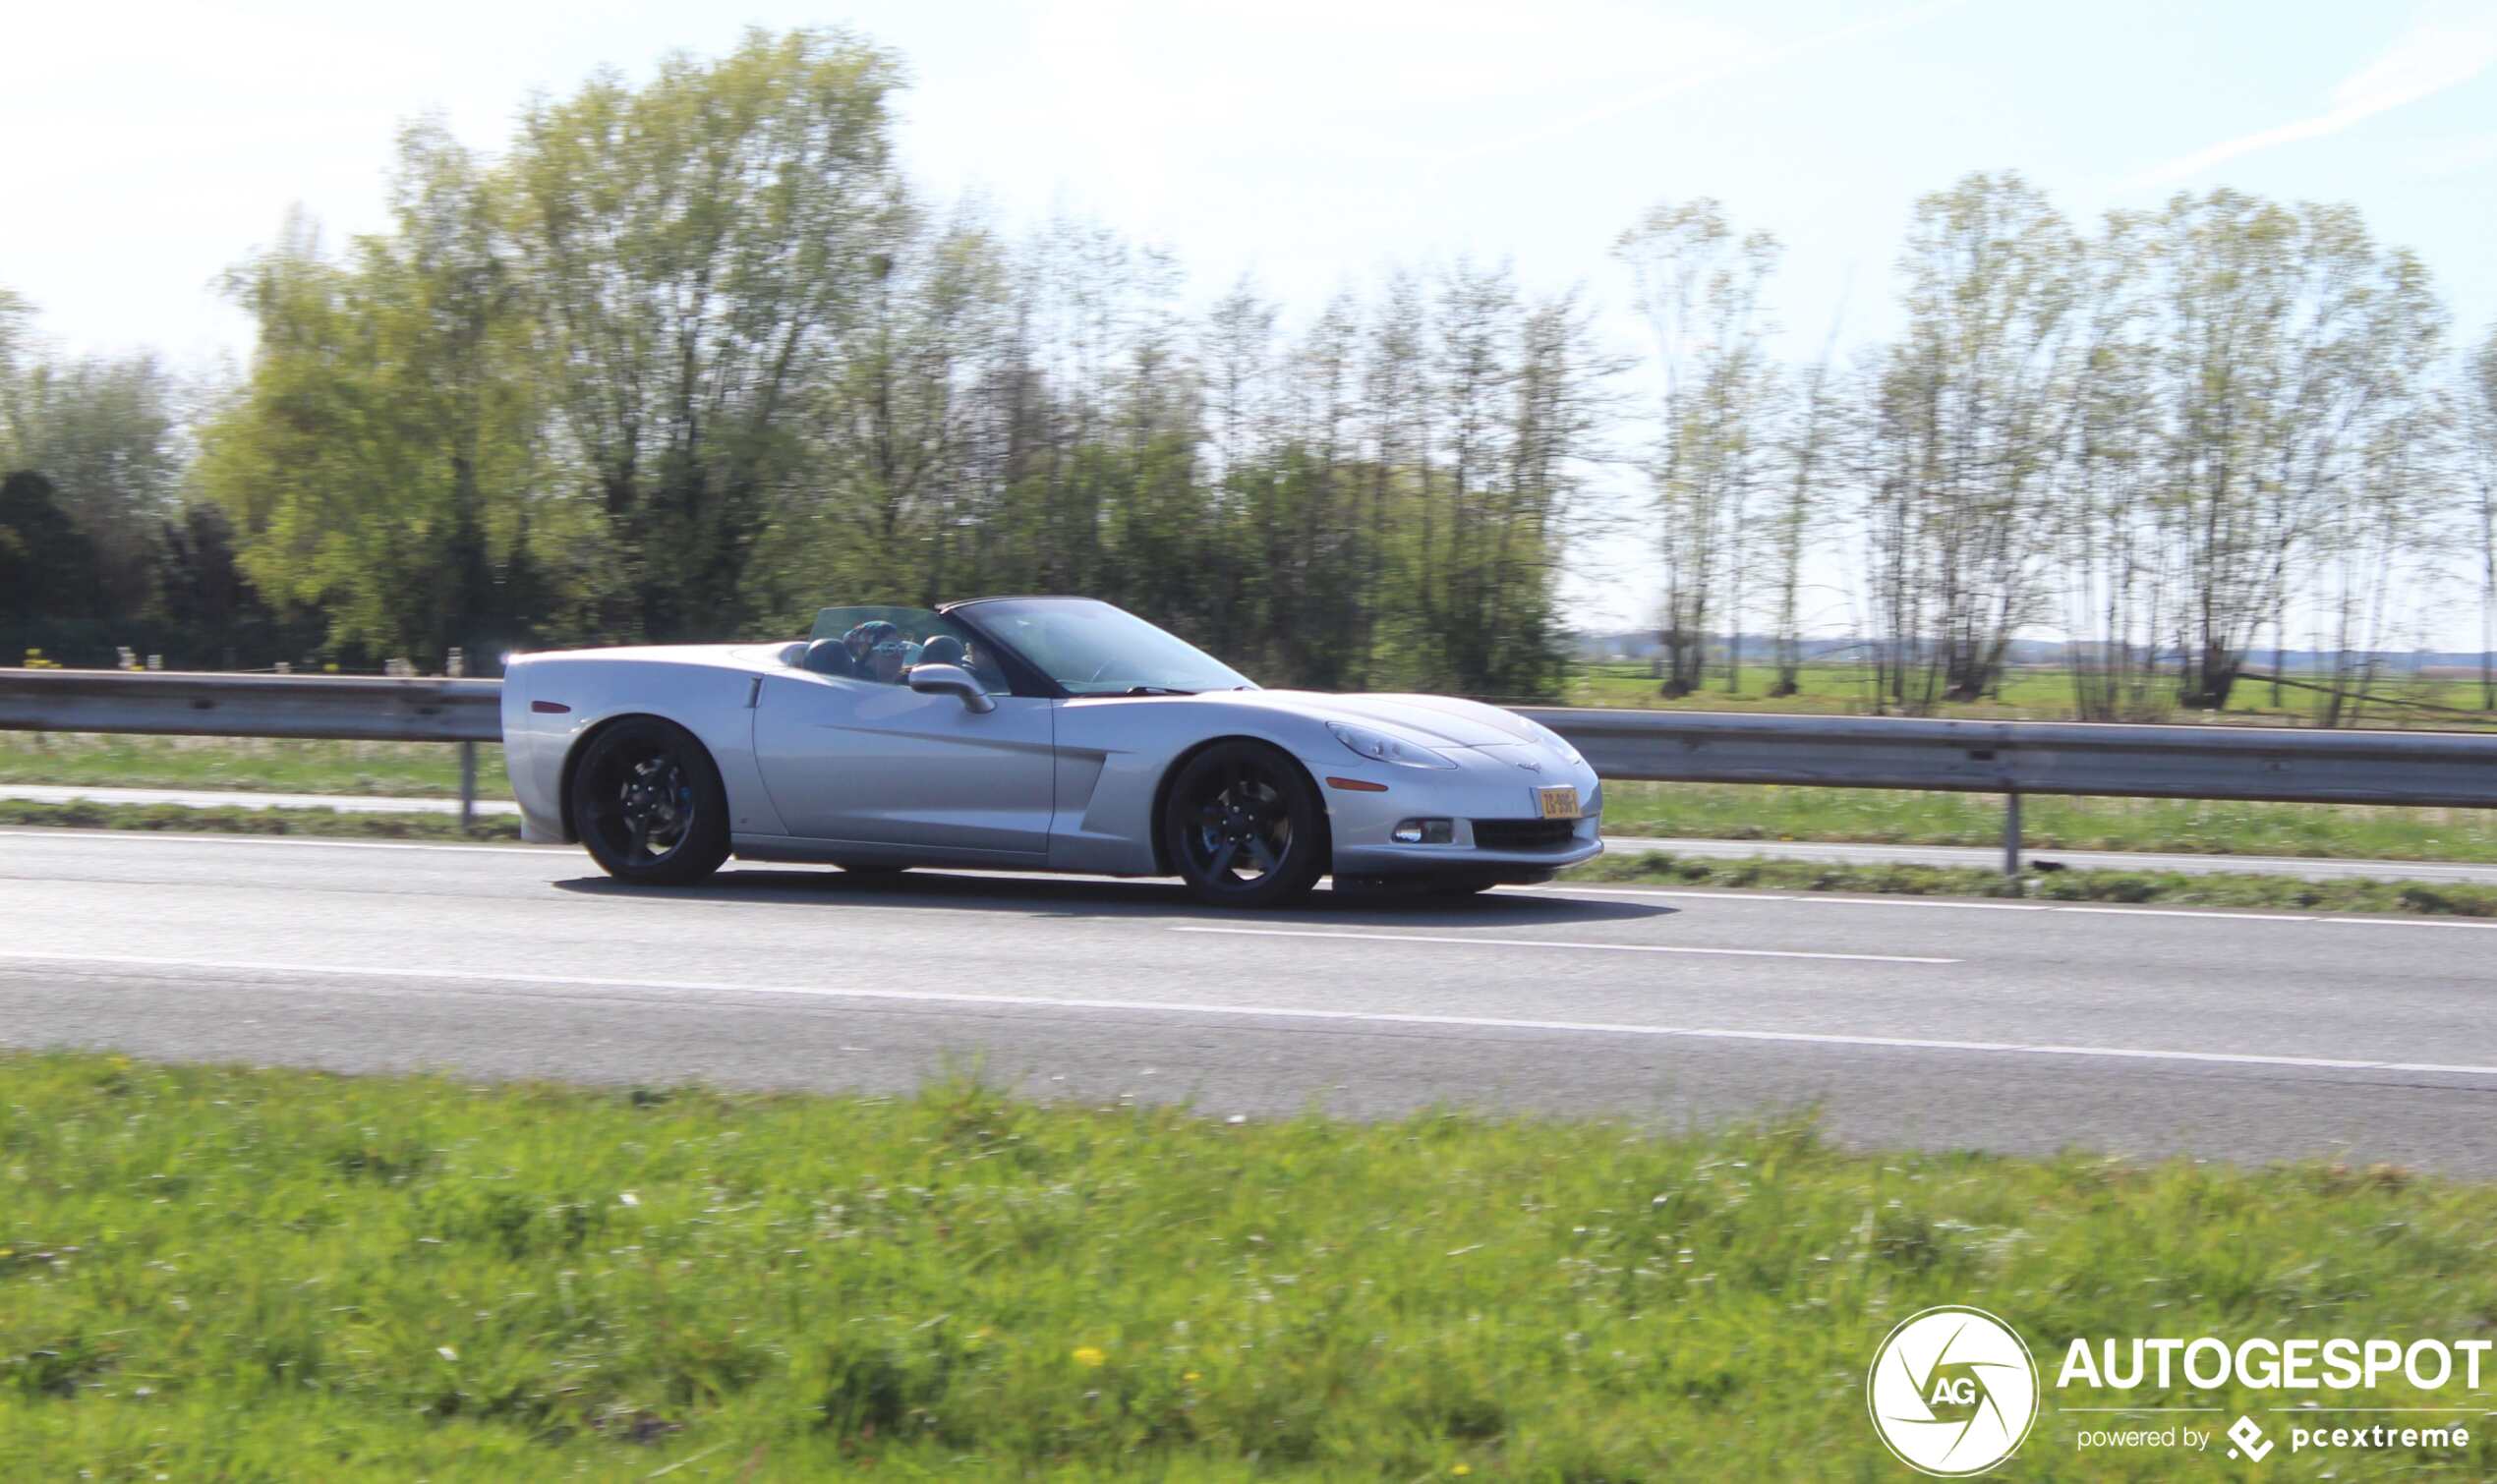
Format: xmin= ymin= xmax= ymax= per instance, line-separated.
xmin=907 ymin=662 xmax=995 ymax=713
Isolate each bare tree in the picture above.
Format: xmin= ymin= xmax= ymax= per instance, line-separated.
xmin=2143 ymin=194 xmax=2392 ymax=710
xmin=1767 ymin=341 xmax=1842 ymax=697
xmin=1615 ymin=200 xmax=1780 ymax=697
xmin=2467 ymin=323 xmax=2497 ymax=712
xmin=1872 ymin=173 xmax=2080 ymax=709
xmin=2059 ymin=211 xmax=2166 ymax=719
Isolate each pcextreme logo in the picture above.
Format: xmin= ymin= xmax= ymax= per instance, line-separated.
xmin=1866 ymin=1306 xmax=2041 ymax=1476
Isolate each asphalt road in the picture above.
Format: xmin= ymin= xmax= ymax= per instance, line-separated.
xmin=14 ymin=784 xmax=2497 ymax=885
xmin=6 ymin=827 xmax=2497 ymax=1172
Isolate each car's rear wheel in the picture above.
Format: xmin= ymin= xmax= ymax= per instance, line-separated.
xmin=1162 ymin=741 xmax=1327 ymax=908
xmin=570 ymin=717 xmax=730 ymax=885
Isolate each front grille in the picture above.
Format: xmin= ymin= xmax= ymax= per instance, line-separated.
xmin=1471 ymin=819 xmax=1579 ymax=852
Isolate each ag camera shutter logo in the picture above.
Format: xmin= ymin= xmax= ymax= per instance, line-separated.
xmin=1867 ymin=1306 xmax=2039 ymax=1475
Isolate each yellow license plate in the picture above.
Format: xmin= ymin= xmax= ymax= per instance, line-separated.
xmin=1536 ymin=786 xmax=1581 ymax=820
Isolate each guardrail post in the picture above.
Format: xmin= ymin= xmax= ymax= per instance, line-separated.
xmin=2003 ymin=789 xmax=2022 ymax=878
xmin=459 ymin=741 xmax=477 ymax=834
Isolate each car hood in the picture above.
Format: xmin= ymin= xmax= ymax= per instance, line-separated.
xmin=1209 ymin=690 xmax=1546 ymax=750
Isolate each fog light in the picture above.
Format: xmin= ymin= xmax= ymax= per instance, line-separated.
xmin=1392 ymin=819 xmax=1454 ymax=844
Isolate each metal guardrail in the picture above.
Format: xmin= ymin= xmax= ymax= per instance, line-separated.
xmin=1512 ymin=708 xmax=2497 ymax=808
xmin=0 ymin=669 xmax=501 ymax=743
xmin=1513 ymin=708 xmax=2497 ymax=872
xmin=0 ymin=669 xmax=502 ymax=829
xmin=6 ymin=669 xmax=2497 ymax=872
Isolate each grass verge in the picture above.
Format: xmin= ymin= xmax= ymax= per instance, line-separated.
xmin=1597 ymin=780 xmax=2497 ymax=864
xmin=4 ymin=1052 xmax=2494 ymax=1479
xmin=0 ymin=732 xmax=509 ymax=800
xmin=1571 ymin=849 xmax=2497 ymax=917
xmin=0 ymin=799 xmax=522 ymax=841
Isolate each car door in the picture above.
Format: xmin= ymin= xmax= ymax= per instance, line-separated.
xmin=751 ymin=671 xmax=1056 ymax=857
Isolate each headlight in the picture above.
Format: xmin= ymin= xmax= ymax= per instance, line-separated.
xmin=1521 ymin=717 xmax=1583 ymax=766
xmin=1329 ymin=722 xmax=1456 ymax=770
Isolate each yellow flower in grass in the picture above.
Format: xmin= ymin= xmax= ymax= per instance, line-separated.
xmin=1072 ymin=1345 xmax=1107 ymax=1368
xmin=1453 ymin=1466 xmax=1473 ymax=1477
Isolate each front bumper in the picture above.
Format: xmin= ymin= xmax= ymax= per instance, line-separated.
xmin=1309 ymin=744 xmax=1604 ymax=881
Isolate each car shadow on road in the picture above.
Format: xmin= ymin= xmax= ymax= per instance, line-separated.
xmin=550 ymin=867 xmax=1676 ymax=928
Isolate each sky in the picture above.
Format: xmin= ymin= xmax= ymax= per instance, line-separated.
xmin=5 ymin=0 xmax=2495 ymax=638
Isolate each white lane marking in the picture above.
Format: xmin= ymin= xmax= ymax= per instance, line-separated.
xmin=2047 ymin=906 xmax=2318 ymax=922
xmin=8 ymin=948 xmax=2497 ymax=1079
xmin=1170 ymin=925 xmax=1957 ymax=965
xmin=2316 ymin=917 xmax=2497 ymax=932
xmin=4 ymin=829 xmax=2492 ymax=931
xmin=1528 ymin=886 xmax=2051 ymax=912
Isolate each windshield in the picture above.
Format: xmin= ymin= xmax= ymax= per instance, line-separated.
xmin=963 ymin=599 xmax=1253 ymax=697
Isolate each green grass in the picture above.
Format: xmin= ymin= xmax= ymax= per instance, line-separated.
xmin=0 ymin=799 xmax=522 ymax=840
xmin=6 ymin=1052 xmax=2497 ymax=1480
xmin=1560 ymin=658 xmax=2497 ymax=729
xmin=0 ymin=732 xmax=509 ymax=799
xmin=1572 ymin=848 xmax=2497 ymax=917
xmin=1599 ymin=781 xmax=2497 ymax=863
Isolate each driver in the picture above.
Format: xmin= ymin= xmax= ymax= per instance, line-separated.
xmin=842 ymin=620 xmax=900 ymax=672
xmin=867 ymin=638 xmax=918 ymax=684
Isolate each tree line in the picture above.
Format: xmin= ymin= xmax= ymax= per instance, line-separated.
xmin=4 ymin=27 xmax=2495 ymax=715
xmin=1623 ymin=178 xmax=2497 ymax=718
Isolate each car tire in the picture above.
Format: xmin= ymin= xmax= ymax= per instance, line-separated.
xmin=1162 ymin=741 xmax=1327 ymax=909
xmin=569 ymin=717 xmax=731 ymax=886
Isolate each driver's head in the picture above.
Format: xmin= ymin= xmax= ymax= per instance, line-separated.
xmin=844 ymin=620 xmax=899 ymax=659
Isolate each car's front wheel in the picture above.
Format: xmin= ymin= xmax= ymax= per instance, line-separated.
xmin=1162 ymin=741 xmax=1327 ymax=908
xmin=570 ymin=717 xmax=730 ymax=885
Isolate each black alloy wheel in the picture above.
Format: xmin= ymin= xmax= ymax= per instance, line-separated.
xmin=570 ymin=717 xmax=730 ymax=885
xmin=1162 ymin=741 xmax=1326 ymax=907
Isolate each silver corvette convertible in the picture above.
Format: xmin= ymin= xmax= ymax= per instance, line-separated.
xmin=501 ymin=597 xmax=1601 ymax=906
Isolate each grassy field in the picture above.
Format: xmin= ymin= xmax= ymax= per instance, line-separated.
xmin=1560 ymin=658 xmax=2497 ymax=728
xmin=1598 ymin=781 xmax=2497 ymax=862
xmin=5 ymin=1052 xmax=2497 ymax=1479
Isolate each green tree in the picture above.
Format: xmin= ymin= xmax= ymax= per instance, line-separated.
xmin=505 ymin=27 xmax=906 ymax=641
xmin=0 ymin=472 xmax=101 ymax=624
xmin=199 ymin=125 xmax=550 ymax=666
